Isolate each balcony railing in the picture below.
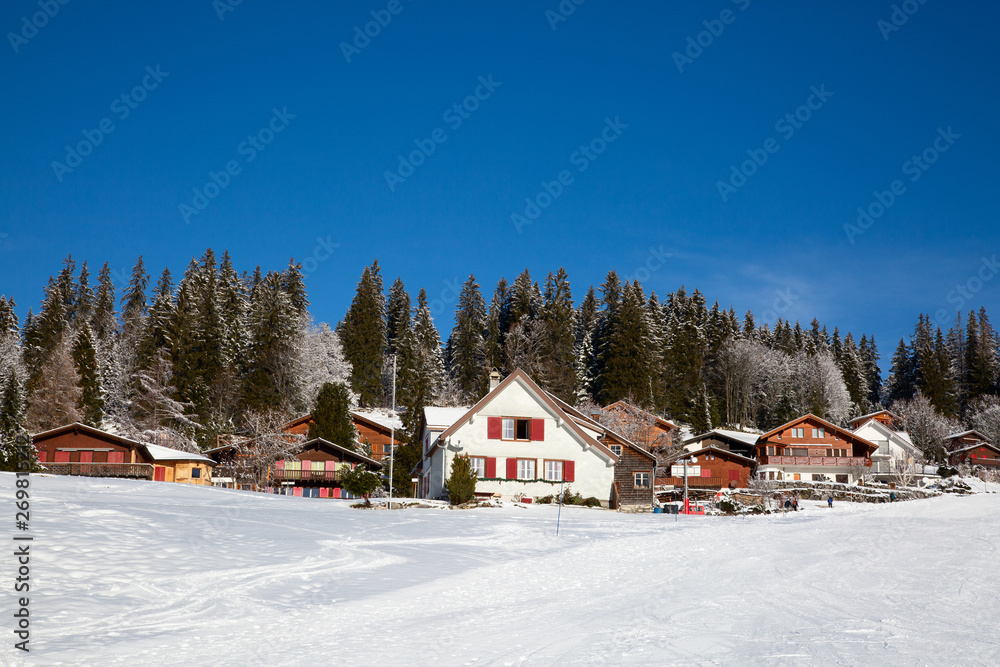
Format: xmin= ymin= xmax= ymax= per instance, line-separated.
xmin=44 ymin=462 xmax=155 ymax=479
xmin=661 ymin=476 xmax=724 ymax=488
xmin=272 ymin=468 xmax=346 ymax=482
xmin=760 ymin=456 xmax=871 ymax=467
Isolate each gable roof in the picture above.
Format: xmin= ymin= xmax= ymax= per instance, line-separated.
xmin=759 ymin=414 xmax=878 ymax=455
xmin=666 ymin=445 xmax=757 ymax=466
xmin=848 ymin=410 xmax=900 ymax=426
xmin=434 ymin=369 xmax=619 ymax=463
xmin=944 ymin=429 xmax=990 ymax=443
xmin=353 ymin=410 xmax=403 ymax=433
xmin=684 ymin=429 xmax=760 ymax=449
xmin=543 ymin=392 xmax=655 ymax=462
xmin=602 ymin=400 xmax=677 ymax=431
xmin=299 ymin=438 xmax=383 ymax=468
xmin=142 ymin=443 xmax=216 ymax=464
xmin=423 ymin=406 xmax=471 ymax=430
xmin=948 ymin=441 xmax=1000 ymax=457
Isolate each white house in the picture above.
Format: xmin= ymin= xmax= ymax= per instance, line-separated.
xmin=417 ymin=370 xmax=621 ymax=504
xmin=852 ymin=417 xmax=924 ymax=482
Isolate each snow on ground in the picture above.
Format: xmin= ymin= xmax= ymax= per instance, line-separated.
xmin=3 ymin=474 xmax=1000 ymax=666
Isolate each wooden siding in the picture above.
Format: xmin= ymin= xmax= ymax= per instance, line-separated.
xmin=609 ymin=437 xmax=654 ymax=508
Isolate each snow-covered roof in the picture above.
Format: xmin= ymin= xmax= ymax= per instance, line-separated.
xmin=142 ymin=443 xmax=215 ymax=464
xmin=944 ymin=429 xmax=990 ymax=442
xmin=948 ymin=442 xmax=1000 ymax=456
xmin=709 ymin=429 xmax=761 ymax=446
xmin=423 ymin=406 xmax=470 ymax=429
xmin=848 ymin=410 xmax=900 ymax=425
xmin=353 ymin=410 xmax=403 ymax=431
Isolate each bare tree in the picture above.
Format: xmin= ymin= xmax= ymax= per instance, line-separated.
xmin=889 ymin=449 xmax=923 ymax=489
xmin=892 ymin=391 xmax=960 ymax=462
xmin=219 ymin=409 xmax=303 ymax=489
xmin=968 ymin=396 xmax=1000 ymax=448
xmin=25 ymin=336 xmax=81 ymax=431
xmin=748 ymin=471 xmax=777 ymax=510
xmin=132 ymin=349 xmax=200 ymax=452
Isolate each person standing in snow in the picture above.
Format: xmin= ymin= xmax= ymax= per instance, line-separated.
xmin=827 ymin=495 xmax=833 ymax=508
xmin=890 ymin=491 xmax=896 ymax=502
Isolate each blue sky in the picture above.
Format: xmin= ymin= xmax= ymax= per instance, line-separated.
xmin=2 ymin=0 xmax=997 ymax=372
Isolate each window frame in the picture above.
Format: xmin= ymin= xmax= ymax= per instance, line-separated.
xmin=469 ymin=456 xmax=487 ymax=478
xmin=543 ymin=459 xmax=563 ymax=482
xmin=502 ymin=417 xmax=532 ymax=442
xmin=517 ymin=458 xmax=536 ymax=480
xmin=634 ymin=471 xmax=651 ymax=488
xmin=191 ymin=467 xmax=201 ymax=479
xmin=609 ymin=444 xmax=622 ymax=456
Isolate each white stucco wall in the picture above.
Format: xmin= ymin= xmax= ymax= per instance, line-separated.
xmin=424 ymin=378 xmax=615 ymax=502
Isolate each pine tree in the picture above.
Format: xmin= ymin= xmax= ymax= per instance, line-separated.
xmin=598 ymin=281 xmax=653 ymax=405
xmin=121 ymin=256 xmax=149 ymax=337
xmin=282 ymin=258 xmax=309 ymax=316
xmin=859 ymin=334 xmax=882 ymax=408
xmin=385 ymin=277 xmax=411 ymax=357
xmin=509 ymin=269 xmax=541 ymax=324
xmin=243 ymin=272 xmax=300 ymax=413
xmin=91 ymin=263 xmax=118 ymax=344
xmin=308 ymin=382 xmax=358 ymax=449
xmin=447 ymin=275 xmax=488 ymax=402
xmin=25 ymin=336 xmax=82 ymax=431
xmin=573 ymin=286 xmax=599 ymax=403
xmin=138 ymin=268 xmax=175 ymax=369
xmin=839 ymin=333 xmax=866 ymax=413
xmin=485 ymin=278 xmax=511 ymax=373
xmin=75 ymin=261 xmax=94 ymax=328
xmin=0 ymin=372 xmax=27 ymax=471
xmin=71 ymin=326 xmax=103 ymax=426
xmin=338 ymin=261 xmax=386 ymax=407
xmin=886 ymin=338 xmax=915 ymax=404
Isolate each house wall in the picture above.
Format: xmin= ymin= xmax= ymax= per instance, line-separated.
xmin=951 ymin=446 xmax=1000 ymax=467
xmin=425 ymin=379 xmax=616 ymax=502
xmin=169 ymin=461 xmax=213 ymax=485
xmin=355 ymin=420 xmax=398 ymax=461
xmin=611 ymin=443 xmax=654 ymax=508
xmin=34 ymin=431 xmax=140 ymax=464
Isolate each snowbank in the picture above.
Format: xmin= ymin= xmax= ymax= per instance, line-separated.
xmin=3 ymin=473 xmax=999 ymax=665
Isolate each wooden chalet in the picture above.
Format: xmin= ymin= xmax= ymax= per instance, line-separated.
xmin=755 ymin=414 xmax=877 ymax=484
xmin=283 ymin=410 xmax=403 ymax=461
xmin=848 ymin=410 xmax=901 ymax=431
xmin=660 ymin=446 xmax=756 ymax=491
xmin=272 ymin=438 xmax=383 ymax=498
xmin=681 ymin=429 xmax=759 ymax=458
xmin=32 ymin=423 xmax=215 ymax=485
xmin=943 ymin=430 xmax=991 ymax=452
xmin=948 ymin=442 xmax=1000 ymax=469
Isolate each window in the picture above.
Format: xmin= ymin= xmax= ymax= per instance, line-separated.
xmin=766 ymin=446 xmax=775 ymax=456
xmin=609 ymin=444 xmax=622 ymax=456
xmin=517 ymin=459 xmax=536 ymax=480
xmin=503 ymin=418 xmax=532 ymax=441
xmin=470 ymin=457 xmax=486 ymax=478
xmin=792 ymin=428 xmax=804 ymax=438
xmin=791 ymin=448 xmax=808 ymax=457
xmin=544 ymin=460 xmax=563 ymax=481
xmin=191 ymin=468 xmax=201 ymax=479
xmin=634 ymin=472 xmax=650 ymax=488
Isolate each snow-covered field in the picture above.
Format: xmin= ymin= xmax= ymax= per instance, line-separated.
xmin=4 ymin=474 xmax=1000 ymax=666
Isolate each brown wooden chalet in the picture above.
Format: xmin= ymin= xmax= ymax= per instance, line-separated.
xmin=32 ymin=422 xmax=215 ymax=485
xmin=943 ymin=429 xmax=991 ymax=452
xmin=682 ymin=429 xmax=759 ymax=458
xmin=848 ymin=410 xmax=901 ymax=431
xmin=755 ymin=414 xmax=877 ymax=484
xmin=660 ymin=446 xmax=756 ymax=490
xmin=272 ymin=438 xmax=383 ymax=498
xmin=283 ymin=410 xmax=402 ymax=461
xmin=948 ymin=442 xmax=1000 ymax=469
xmin=597 ymin=400 xmax=678 ymax=452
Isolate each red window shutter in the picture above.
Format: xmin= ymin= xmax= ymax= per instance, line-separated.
xmin=729 ymin=470 xmax=739 ymax=481
xmin=37 ymin=451 xmax=47 ymax=463
xmin=506 ymin=458 xmax=517 ymax=479
xmin=531 ymin=419 xmax=545 ymax=441
xmin=487 ymin=417 xmax=502 ymax=439
xmin=54 ymin=451 xmax=70 ymax=463
xmin=701 ymin=469 xmax=711 ymax=477
xmin=108 ymin=451 xmax=124 ymax=464
xmin=486 ymin=457 xmax=497 ymax=478
xmin=79 ymin=451 xmax=93 ymax=463
xmin=564 ymin=460 xmax=575 ymax=482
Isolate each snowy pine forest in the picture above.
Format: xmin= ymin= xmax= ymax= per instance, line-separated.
xmin=2 ymin=252 xmax=999 ymax=479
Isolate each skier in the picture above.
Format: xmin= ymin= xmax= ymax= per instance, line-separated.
xmin=827 ymin=494 xmax=833 ymax=508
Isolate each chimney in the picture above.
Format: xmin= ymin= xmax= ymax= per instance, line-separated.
xmin=488 ymin=369 xmax=501 ymax=392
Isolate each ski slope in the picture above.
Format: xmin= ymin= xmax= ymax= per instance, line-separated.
xmin=3 ymin=473 xmax=999 ymax=666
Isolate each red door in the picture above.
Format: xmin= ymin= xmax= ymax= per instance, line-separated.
xmin=79 ymin=451 xmax=93 ymax=464
xmin=154 ymin=467 xmax=166 ymax=482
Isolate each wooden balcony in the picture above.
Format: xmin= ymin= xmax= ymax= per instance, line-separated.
xmin=271 ymin=468 xmax=347 ymax=482
xmin=661 ymin=476 xmax=724 ymax=488
xmin=44 ymin=462 xmax=155 ymax=480
xmin=759 ymin=456 xmax=871 ymax=467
